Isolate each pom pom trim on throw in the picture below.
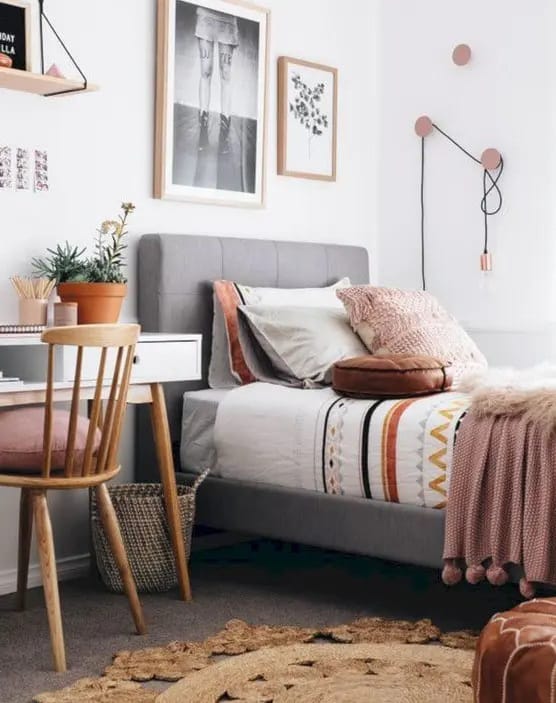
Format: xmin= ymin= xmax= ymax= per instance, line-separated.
xmin=445 ymin=560 xmax=537 ymax=598
xmin=442 ymin=561 xmax=463 ymax=586
xmin=487 ymin=564 xmax=509 ymax=586
xmin=519 ymin=578 xmax=536 ymax=600
xmin=466 ymin=564 xmax=486 ymax=584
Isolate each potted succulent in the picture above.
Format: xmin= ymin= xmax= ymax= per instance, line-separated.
xmin=32 ymin=203 xmax=135 ymax=324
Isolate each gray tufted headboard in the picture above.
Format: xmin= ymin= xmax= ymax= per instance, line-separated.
xmin=136 ymin=234 xmax=370 ymax=479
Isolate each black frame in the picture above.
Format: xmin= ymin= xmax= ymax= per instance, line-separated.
xmin=0 ymin=0 xmax=30 ymax=71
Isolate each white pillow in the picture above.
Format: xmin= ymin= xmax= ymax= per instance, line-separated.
xmin=237 ymin=305 xmax=367 ymax=387
xmin=237 ymin=279 xmax=350 ymax=308
xmin=209 ymin=278 xmax=351 ymax=388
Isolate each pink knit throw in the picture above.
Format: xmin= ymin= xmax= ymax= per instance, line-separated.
xmin=443 ymin=409 xmax=556 ymax=598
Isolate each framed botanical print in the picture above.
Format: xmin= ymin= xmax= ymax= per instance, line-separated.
xmin=277 ymin=56 xmax=338 ymax=181
xmin=0 ymin=0 xmax=31 ymax=71
xmin=155 ymin=0 xmax=270 ymax=207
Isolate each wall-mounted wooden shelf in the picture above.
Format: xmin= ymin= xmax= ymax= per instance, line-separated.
xmin=0 ymin=67 xmax=98 ymax=97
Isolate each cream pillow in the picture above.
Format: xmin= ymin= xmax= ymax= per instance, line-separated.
xmin=337 ymin=286 xmax=487 ymax=385
xmin=237 ymin=305 xmax=367 ymax=387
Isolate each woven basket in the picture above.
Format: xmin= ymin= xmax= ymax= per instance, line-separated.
xmin=91 ymin=468 xmax=209 ymax=593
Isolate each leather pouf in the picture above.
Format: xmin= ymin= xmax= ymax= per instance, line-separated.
xmin=333 ymin=354 xmax=453 ymax=399
xmin=473 ymin=599 xmax=556 ymax=702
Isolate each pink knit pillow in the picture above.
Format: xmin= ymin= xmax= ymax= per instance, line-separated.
xmin=337 ymin=286 xmax=487 ymax=385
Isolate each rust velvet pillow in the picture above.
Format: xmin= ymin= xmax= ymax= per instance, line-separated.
xmin=332 ymin=354 xmax=454 ymax=399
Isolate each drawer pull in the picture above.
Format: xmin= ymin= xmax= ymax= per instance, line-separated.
xmin=133 ymin=355 xmax=140 ymax=365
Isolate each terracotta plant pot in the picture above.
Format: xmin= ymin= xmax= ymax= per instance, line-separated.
xmin=57 ymin=282 xmax=127 ymax=324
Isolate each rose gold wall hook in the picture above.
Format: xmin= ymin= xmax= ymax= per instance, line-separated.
xmin=481 ymin=148 xmax=502 ymax=171
xmin=452 ymin=44 xmax=472 ymax=66
xmin=414 ymin=115 xmax=433 ymax=138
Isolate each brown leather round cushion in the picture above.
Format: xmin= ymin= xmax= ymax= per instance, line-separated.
xmin=473 ymin=599 xmax=556 ymax=702
xmin=332 ymin=354 xmax=453 ymax=398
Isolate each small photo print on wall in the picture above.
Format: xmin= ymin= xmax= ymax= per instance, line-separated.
xmin=278 ymin=57 xmax=338 ymax=181
xmin=0 ymin=146 xmax=48 ymax=192
xmin=34 ymin=149 xmax=48 ymax=192
xmin=16 ymin=146 xmax=30 ymax=190
xmin=0 ymin=146 xmax=13 ymax=189
xmin=0 ymin=0 xmax=31 ymax=70
xmin=155 ymin=0 xmax=269 ymax=207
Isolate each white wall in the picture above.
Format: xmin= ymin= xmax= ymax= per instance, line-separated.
xmin=377 ymin=0 xmax=556 ymax=363
xmin=0 ymin=0 xmax=377 ymax=591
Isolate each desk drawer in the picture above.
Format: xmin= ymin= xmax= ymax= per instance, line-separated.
xmin=59 ymin=339 xmax=201 ymax=384
xmin=131 ymin=341 xmax=200 ymax=382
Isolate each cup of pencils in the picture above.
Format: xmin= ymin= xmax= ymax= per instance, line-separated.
xmin=10 ymin=277 xmax=55 ymax=326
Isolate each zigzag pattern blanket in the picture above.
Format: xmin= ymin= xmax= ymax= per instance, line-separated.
xmin=214 ymin=383 xmax=469 ymax=509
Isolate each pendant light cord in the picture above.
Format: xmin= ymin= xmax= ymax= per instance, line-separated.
xmin=419 ymin=126 xmax=503 ymax=287
xmin=420 ymin=136 xmax=426 ymax=290
xmin=432 ymin=123 xmax=482 ymax=165
xmin=481 ymin=157 xmax=504 ymax=254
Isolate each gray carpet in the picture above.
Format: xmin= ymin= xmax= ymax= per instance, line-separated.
xmin=0 ymin=540 xmax=523 ymax=703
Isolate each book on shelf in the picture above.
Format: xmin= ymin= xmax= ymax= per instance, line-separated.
xmin=0 ymin=324 xmax=45 ymax=334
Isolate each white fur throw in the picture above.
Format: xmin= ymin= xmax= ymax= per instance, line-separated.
xmin=459 ymin=364 xmax=556 ymax=432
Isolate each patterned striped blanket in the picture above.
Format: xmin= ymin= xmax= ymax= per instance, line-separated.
xmin=214 ymin=384 xmax=470 ymax=510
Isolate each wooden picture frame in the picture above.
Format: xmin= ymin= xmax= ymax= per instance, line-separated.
xmin=154 ymin=0 xmax=270 ymax=208
xmin=278 ymin=56 xmax=338 ymax=182
xmin=0 ymin=0 xmax=32 ymax=71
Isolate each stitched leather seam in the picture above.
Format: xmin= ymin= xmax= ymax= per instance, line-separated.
xmin=337 ymin=366 xmax=448 ymax=374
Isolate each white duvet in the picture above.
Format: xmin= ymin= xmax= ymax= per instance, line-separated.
xmin=213 ymin=382 xmax=470 ymax=509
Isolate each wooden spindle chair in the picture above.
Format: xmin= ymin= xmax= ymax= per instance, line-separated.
xmin=0 ymin=324 xmax=146 ymax=672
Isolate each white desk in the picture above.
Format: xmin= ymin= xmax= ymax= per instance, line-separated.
xmin=0 ymin=332 xmax=203 ymax=602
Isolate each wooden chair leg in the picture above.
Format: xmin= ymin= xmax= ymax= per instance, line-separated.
xmin=32 ymin=490 xmax=66 ymax=673
xmin=16 ymin=488 xmax=33 ymax=611
xmin=95 ymin=483 xmax=146 ymax=635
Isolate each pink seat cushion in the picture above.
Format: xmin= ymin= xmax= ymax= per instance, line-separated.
xmin=0 ymin=407 xmax=101 ymax=472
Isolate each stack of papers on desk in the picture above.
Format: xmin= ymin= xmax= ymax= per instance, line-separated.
xmin=0 ymin=372 xmax=24 ymax=389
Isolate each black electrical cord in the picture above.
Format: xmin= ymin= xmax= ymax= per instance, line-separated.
xmin=481 ymin=157 xmax=504 ymax=216
xmin=420 ymin=127 xmax=503 ymax=282
xmin=420 ymin=136 xmax=426 ymax=290
xmin=481 ymin=156 xmax=503 ymax=254
xmin=483 ymin=170 xmax=489 ymax=254
xmin=432 ymin=123 xmax=482 ymax=165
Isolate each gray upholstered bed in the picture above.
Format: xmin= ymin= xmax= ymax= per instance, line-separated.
xmin=137 ymin=234 xmax=445 ymax=570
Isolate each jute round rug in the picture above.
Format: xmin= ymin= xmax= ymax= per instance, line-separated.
xmin=34 ymin=618 xmax=477 ymax=702
xmin=159 ymin=642 xmax=474 ymax=703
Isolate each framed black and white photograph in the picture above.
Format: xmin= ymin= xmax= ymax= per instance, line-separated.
xmin=0 ymin=0 xmax=31 ymax=71
xmin=278 ymin=57 xmax=338 ymax=182
xmin=155 ymin=0 xmax=269 ymax=207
